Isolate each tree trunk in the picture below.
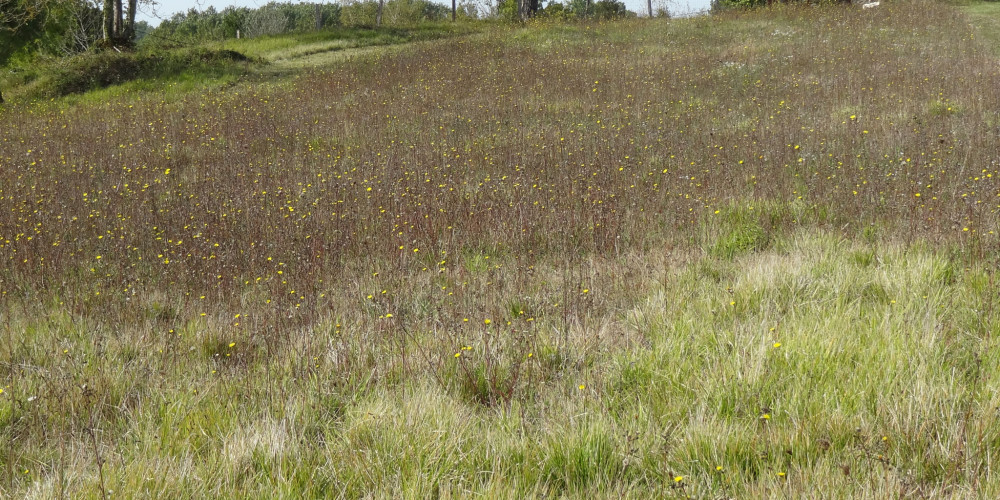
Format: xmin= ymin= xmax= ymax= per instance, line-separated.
xmin=102 ymin=0 xmax=114 ymax=41
xmin=112 ymin=0 xmax=123 ymax=40
xmin=101 ymin=0 xmax=136 ymax=46
xmin=124 ymin=0 xmax=137 ymax=41
xmin=452 ymin=0 xmax=456 ymax=21
xmin=376 ymin=0 xmax=384 ymax=26
xmin=315 ymin=3 xmax=323 ymax=30
xmin=648 ymin=0 xmax=652 ymax=17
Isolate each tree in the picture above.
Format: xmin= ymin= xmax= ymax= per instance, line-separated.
xmin=1 ymin=0 xmax=53 ymax=102
xmin=592 ymin=0 xmax=633 ymax=19
xmin=651 ymin=0 xmax=670 ymax=17
xmin=63 ymin=0 xmax=103 ymax=54
xmin=565 ymin=0 xmax=591 ymax=17
xmin=1 ymin=0 xmax=50 ymax=61
xmin=101 ymin=0 xmax=138 ymax=47
xmin=2 ymin=0 xmax=103 ymax=61
xmin=245 ymin=5 xmax=287 ymax=37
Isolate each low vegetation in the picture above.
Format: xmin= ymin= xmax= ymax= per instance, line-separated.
xmin=2 ymin=0 xmax=1000 ymax=497
xmin=1 ymin=22 xmax=477 ymax=101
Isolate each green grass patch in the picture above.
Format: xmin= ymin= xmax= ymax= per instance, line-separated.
xmin=963 ymin=1 xmax=1000 ymax=56
xmin=6 ymin=47 xmax=258 ymax=100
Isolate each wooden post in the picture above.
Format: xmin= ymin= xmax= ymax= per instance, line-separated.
xmin=315 ymin=3 xmax=322 ymax=30
xmin=452 ymin=0 xmax=457 ymax=21
xmin=648 ymin=0 xmax=652 ymax=17
xmin=376 ymin=0 xmax=384 ymax=26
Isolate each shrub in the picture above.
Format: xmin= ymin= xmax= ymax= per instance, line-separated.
xmin=593 ymin=0 xmax=636 ymax=19
xmin=43 ymin=48 xmax=255 ymax=97
xmin=341 ymin=0 xmax=450 ymax=27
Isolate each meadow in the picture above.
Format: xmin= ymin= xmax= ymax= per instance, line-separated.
xmin=2 ymin=1 xmax=1000 ymax=497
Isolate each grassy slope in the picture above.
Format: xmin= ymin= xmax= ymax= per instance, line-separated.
xmin=0 ymin=23 xmax=477 ymax=103
xmin=3 ymin=1 xmax=1000 ymax=497
xmin=963 ymin=1 xmax=1000 ymax=55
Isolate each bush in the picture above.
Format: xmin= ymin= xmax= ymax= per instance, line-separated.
xmin=43 ymin=48 xmax=256 ymax=97
xmin=707 ymin=204 xmax=772 ymax=259
xmin=540 ymin=2 xmax=571 ymax=19
xmin=141 ymin=2 xmax=344 ymax=48
xmin=593 ymin=0 xmax=636 ymax=19
xmin=341 ymin=0 xmax=450 ymax=27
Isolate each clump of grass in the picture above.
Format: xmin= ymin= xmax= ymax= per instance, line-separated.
xmin=16 ymin=48 xmax=258 ymax=98
xmin=927 ymin=98 xmax=963 ymax=116
xmin=707 ymin=202 xmax=772 ymax=259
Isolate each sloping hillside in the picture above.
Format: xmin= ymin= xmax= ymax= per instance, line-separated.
xmin=2 ymin=2 xmax=1000 ymax=497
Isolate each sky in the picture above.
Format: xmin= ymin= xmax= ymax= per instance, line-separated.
xmin=139 ymin=0 xmax=712 ymax=26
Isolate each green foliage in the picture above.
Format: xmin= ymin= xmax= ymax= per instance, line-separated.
xmin=592 ymin=0 xmax=635 ymax=18
xmin=714 ymin=0 xmax=849 ymax=9
xmin=536 ymin=0 xmax=636 ymax=19
xmin=39 ymin=48 xmax=255 ymax=97
xmin=1 ymin=0 xmax=102 ymax=65
xmin=707 ymin=204 xmax=771 ymax=259
xmin=540 ymin=2 xmax=570 ymax=18
xmin=143 ymin=3 xmax=345 ymax=49
xmin=3 ymin=23 xmax=472 ymax=101
xmin=565 ymin=0 xmax=593 ymax=17
xmin=341 ymin=0 xmax=451 ymax=27
xmin=541 ymin=423 xmax=626 ymax=491
xmin=497 ymin=0 xmax=521 ymax=20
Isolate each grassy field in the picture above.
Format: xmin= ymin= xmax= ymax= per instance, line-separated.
xmin=2 ymin=1 xmax=1000 ymax=497
xmin=962 ymin=1 xmax=1000 ymax=55
xmin=0 ymin=23 xmax=477 ymax=103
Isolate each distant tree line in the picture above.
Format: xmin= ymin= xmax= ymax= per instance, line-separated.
xmin=1 ymin=0 xmax=648 ymax=67
xmin=139 ymin=0 xmax=641 ymax=47
xmin=146 ymin=3 xmax=342 ymax=47
xmin=711 ymin=0 xmax=851 ymax=10
xmin=143 ymin=1 xmax=466 ymax=49
xmin=524 ymin=0 xmax=638 ymax=20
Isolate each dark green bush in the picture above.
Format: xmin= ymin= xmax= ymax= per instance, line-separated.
xmin=45 ymin=48 xmax=256 ymax=97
